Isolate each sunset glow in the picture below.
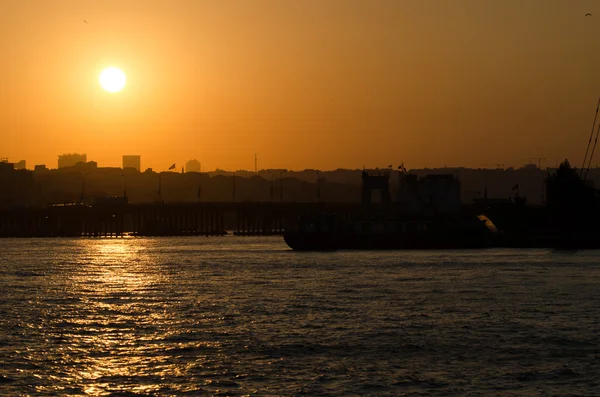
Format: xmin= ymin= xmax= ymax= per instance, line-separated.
xmin=1 ymin=1 xmax=600 ymax=171
xmin=99 ymin=67 xmax=126 ymax=93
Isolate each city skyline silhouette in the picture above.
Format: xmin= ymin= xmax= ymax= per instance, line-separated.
xmin=3 ymin=3 xmax=600 ymax=396
xmin=1 ymin=1 xmax=600 ymax=171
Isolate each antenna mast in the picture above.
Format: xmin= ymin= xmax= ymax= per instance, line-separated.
xmin=581 ymin=96 xmax=600 ymax=177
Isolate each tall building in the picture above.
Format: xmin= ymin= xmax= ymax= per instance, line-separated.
xmin=58 ymin=153 xmax=87 ymax=169
xmin=185 ymin=159 xmax=201 ymax=173
xmin=123 ymin=155 xmax=141 ymax=171
xmin=14 ymin=160 xmax=26 ymax=170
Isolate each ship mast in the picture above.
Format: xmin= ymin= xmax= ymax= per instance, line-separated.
xmin=584 ymin=123 xmax=600 ymax=180
xmin=581 ymin=96 xmax=600 ymax=178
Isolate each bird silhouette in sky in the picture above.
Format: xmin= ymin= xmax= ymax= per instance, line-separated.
xmin=585 ymin=13 xmax=592 ymax=16
xmin=84 ymin=20 xmax=88 ymax=24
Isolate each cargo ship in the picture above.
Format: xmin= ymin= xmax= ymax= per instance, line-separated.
xmin=284 ymin=168 xmax=498 ymax=251
xmin=284 ymin=213 xmax=496 ymax=251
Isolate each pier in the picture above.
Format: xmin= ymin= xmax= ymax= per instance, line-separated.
xmin=0 ymin=202 xmax=359 ymax=238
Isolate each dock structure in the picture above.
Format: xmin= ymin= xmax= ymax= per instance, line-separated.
xmin=234 ymin=202 xmax=286 ymax=236
xmin=130 ymin=203 xmax=226 ymax=236
xmin=0 ymin=202 xmax=359 ymax=238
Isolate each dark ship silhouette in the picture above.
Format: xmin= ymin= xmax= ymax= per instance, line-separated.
xmin=284 ymin=167 xmax=498 ymax=251
xmin=284 ymin=161 xmax=600 ymax=251
xmin=494 ymin=159 xmax=600 ymax=249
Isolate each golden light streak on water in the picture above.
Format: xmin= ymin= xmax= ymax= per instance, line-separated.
xmin=2 ymin=237 xmax=600 ymax=395
xmin=60 ymin=239 xmax=174 ymax=396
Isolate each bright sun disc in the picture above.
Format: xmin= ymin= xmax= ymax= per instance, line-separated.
xmin=99 ymin=67 xmax=126 ymax=93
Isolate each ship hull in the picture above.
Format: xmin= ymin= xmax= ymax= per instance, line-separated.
xmin=335 ymin=232 xmax=489 ymax=250
xmin=283 ymin=230 xmax=491 ymax=251
xmin=283 ymin=232 xmax=337 ymax=251
xmin=283 ymin=211 xmax=494 ymax=251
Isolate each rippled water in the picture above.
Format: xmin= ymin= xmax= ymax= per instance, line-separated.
xmin=1 ymin=237 xmax=599 ymax=396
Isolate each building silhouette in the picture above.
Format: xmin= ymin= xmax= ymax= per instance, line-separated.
xmin=14 ymin=160 xmax=26 ymax=170
xmin=361 ymin=169 xmax=391 ymax=205
xmin=398 ymin=174 xmax=461 ymax=214
xmin=123 ymin=155 xmax=141 ymax=171
xmin=0 ymin=162 xmax=583 ymax=206
xmin=186 ymin=159 xmax=201 ymax=173
xmin=58 ymin=153 xmax=87 ymax=169
xmin=0 ymin=160 xmax=14 ymax=172
xmin=1 ymin=159 xmax=26 ymax=170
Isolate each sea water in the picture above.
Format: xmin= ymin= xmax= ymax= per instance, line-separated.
xmin=1 ymin=236 xmax=599 ymax=396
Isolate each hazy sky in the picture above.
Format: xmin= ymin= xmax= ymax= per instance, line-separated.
xmin=1 ymin=0 xmax=600 ymax=171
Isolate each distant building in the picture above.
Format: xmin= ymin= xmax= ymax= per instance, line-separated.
xmin=34 ymin=164 xmax=48 ymax=172
xmin=0 ymin=161 xmax=14 ymax=173
xmin=73 ymin=161 xmax=98 ymax=172
xmin=397 ymin=173 xmax=461 ymax=214
xmin=122 ymin=155 xmax=141 ymax=171
xmin=186 ymin=159 xmax=201 ymax=173
xmin=58 ymin=153 xmax=87 ymax=169
xmin=0 ymin=159 xmax=25 ymax=170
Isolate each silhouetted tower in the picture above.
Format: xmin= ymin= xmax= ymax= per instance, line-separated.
xmin=361 ymin=169 xmax=391 ymax=205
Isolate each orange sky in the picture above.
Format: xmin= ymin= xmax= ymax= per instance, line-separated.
xmin=1 ymin=0 xmax=600 ymax=171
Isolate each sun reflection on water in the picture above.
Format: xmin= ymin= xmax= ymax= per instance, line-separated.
xmin=54 ymin=239 xmax=180 ymax=395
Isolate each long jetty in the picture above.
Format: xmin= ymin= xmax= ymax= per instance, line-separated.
xmin=0 ymin=202 xmax=360 ymax=238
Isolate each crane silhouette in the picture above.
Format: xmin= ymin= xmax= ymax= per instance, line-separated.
xmin=523 ymin=158 xmax=547 ymax=170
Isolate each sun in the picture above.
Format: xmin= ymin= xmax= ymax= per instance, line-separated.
xmin=99 ymin=67 xmax=126 ymax=93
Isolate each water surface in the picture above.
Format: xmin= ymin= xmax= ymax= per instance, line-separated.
xmin=1 ymin=237 xmax=599 ymax=396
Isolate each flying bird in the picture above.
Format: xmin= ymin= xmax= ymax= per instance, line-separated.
xmin=585 ymin=13 xmax=592 ymax=16
xmin=84 ymin=20 xmax=88 ymax=24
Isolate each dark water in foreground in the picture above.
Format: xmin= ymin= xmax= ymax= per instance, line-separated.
xmin=1 ymin=237 xmax=599 ymax=396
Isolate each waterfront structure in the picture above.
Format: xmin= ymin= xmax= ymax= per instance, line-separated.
xmin=361 ymin=169 xmax=391 ymax=205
